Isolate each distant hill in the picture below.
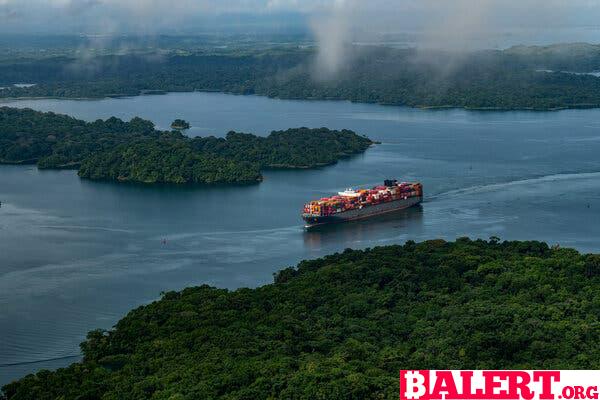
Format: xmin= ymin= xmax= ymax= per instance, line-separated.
xmin=3 ymin=44 xmax=600 ymax=110
xmin=504 ymin=43 xmax=600 ymax=73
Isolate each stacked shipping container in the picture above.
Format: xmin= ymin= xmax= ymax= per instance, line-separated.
xmin=303 ymin=180 xmax=423 ymax=217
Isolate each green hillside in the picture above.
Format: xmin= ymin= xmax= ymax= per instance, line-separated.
xmin=3 ymin=238 xmax=599 ymax=399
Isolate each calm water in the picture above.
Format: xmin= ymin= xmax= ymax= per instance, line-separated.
xmin=2 ymin=92 xmax=600 ymax=384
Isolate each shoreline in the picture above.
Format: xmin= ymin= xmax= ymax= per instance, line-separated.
xmin=2 ymin=89 xmax=600 ymax=113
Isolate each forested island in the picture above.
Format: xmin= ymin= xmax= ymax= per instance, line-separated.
xmin=0 ymin=107 xmax=372 ymax=184
xmin=3 ymin=43 xmax=600 ymax=110
xmin=2 ymin=238 xmax=599 ymax=399
xmin=171 ymin=119 xmax=190 ymax=130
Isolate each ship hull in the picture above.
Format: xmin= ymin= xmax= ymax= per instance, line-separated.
xmin=303 ymin=195 xmax=422 ymax=228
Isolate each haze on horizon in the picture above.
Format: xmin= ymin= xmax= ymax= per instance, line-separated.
xmin=1 ymin=0 xmax=600 ymax=46
xmin=3 ymin=0 xmax=600 ymax=78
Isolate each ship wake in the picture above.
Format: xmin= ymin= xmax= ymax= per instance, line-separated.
xmin=428 ymin=171 xmax=600 ymax=201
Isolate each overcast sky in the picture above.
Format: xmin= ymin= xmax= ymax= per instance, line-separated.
xmin=2 ymin=0 xmax=600 ymax=46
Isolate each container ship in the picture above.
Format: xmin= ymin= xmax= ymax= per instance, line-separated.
xmin=302 ymin=180 xmax=423 ymax=228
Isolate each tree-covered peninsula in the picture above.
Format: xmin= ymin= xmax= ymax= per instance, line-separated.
xmin=0 ymin=107 xmax=372 ymax=184
xmin=3 ymin=238 xmax=599 ymax=399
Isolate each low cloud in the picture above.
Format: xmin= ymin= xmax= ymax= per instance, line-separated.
xmin=309 ymin=2 xmax=354 ymax=78
xmin=1 ymin=0 xmax=600 ymax=79
xmin=306 ymin=0 xmax=600 ymax=76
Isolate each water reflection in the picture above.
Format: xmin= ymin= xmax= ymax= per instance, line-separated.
xmin=303 ymin=206 xmax=424 ymax=249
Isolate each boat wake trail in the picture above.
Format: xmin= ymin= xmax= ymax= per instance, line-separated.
xmin=39 ymin=225 xmax=134 ymax=234
xmin=427 ymin=171 xmax=600 ymax=201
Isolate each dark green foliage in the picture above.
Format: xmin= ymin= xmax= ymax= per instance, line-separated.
xmin=4 ymin=238 xmax=599 ymax=399
xmin=78 ymin=139 xmax=261 ymax=184
xmin=170 ymin=119 xmax=190 ymax=130
xmin=191 ymin=128 xmax=372 ymax=168
xmin=5 ymin=44 xmax=600 ymax=109
xmin=0 ymin=107 xmax=156 ymax=166
xmin=0 ymin=107 xmax=372 ymax=184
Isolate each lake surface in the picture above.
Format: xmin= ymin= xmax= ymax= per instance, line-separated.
xmin=2 ymin=92 xmax=600 ymax=384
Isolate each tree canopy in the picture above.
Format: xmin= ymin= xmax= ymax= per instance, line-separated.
xmin=171 ymin=119 xmax=190 ymax=130
xmin=4 ymin=44 xmax=600 ymax=110
xmin=0 ymin=107 xmax=372 ymax=184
